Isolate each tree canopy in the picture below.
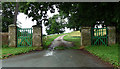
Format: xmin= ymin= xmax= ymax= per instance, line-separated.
xmin=2 ymin=2 xmax=16 ymax=32
xmin=2 ymin=2 xmax=120 ymax=33
xmin=46 ymin=14 xmax=66 ymax=35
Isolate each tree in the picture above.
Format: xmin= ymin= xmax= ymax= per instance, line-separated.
xmin=57 ymin=2 xmax=120 ymax=32
xmin=2 ymin=2 xmax=16 ymax=32
xmin=19 ymin=2 xmax=59 ymax=26
xmin=46 ymin=14 xmax=66 ymax=35
xmin=2 ymin=2 xmax=57 ymax=32
xmin=2 ymin=2 xmax=120 ymax=33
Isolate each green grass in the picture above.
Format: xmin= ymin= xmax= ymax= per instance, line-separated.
xmin=63 ymin=31 xmax=81 ymax=48
xmin=84 ymin=44 xmax=120 ymax=67
xmin=1 ymin=47 xmax=42 ymax=59
xmin=42 ymin=33 xmax=67 ymax=49
xmin=54 ymin=46 xmax=80 ymax=50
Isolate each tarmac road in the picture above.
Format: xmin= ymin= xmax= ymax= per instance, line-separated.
xmin=2 ymin=35 xmax=113 ymax=68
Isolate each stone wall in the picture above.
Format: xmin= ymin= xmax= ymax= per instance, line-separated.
xmin=81 ymin=27 xmax=91 ymax=46
xmin=0 ymin=33 xmax=9 ymax=45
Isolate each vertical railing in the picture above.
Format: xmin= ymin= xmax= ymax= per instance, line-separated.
xmin=91 ymin=27 xmax=108 ymax=46
xmin=17 ymin=28 xmax=33 ymax=47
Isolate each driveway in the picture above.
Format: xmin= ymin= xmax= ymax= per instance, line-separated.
xmin=2 ymin=35 xmax=113 ymax=67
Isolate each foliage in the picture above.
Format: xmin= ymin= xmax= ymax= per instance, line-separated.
xmin=19 ymin=2 xmax=58 ymax=26
xmin=2 ymin=2 xmax=16 ymax=32
xmin=2 ymin=2 xmax=120 ymax=33
xmin=2 ymin=2 xmax=56 ymax=32
xmin=85 ymin=44 xmax=120 ymax=67
xmin=46 ymin=14 xmax=66 ymax=35
xmin=58 ymin=2 xmax=120 ymax=32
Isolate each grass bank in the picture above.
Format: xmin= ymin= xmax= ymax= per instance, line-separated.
xmin=63 ymin=31 xmax=81 ymax=48
xmin=1 ymin=47 xmax=42 ymax=59
xmin=85 ymin=44 xmax=120 ymax=67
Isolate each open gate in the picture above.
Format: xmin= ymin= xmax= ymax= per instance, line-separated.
xmin=17 ymin=27 xmax=33 ymax=47
xmin=91 ymin=26 xmax=108 ymax=46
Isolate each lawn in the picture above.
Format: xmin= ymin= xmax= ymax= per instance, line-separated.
xmin=1 ymin=47 xmax=42 ymax=59
xmin=85 ymin=44 xmax=120 ymax=67
xmin=63 ymin=31 xmax=81 ymax=48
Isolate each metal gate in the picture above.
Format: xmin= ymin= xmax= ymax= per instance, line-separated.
xmin=17 ymin=27 xmax=33 ymax=47
xmin=91 ymin=27 xmax=108 ymax=46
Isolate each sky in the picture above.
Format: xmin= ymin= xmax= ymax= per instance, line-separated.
xmin=17 ymin=6 xmax=73 ymax=35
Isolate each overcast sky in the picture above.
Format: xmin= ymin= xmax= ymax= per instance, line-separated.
xmin=17 ymin=6 xmax=73 ymax=35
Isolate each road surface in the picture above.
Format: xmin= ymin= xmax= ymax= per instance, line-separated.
xmin=2 ymin=35 xmax=113 ymax=68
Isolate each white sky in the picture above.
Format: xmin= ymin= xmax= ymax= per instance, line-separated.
xmin=17 ymin=6 xmax=73 ymax=35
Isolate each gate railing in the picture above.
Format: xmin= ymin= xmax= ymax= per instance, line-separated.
xmin=17 ymin=27 xmax=33 ymax=47
xmin=91 ymin=27 xmax=108 ymax=46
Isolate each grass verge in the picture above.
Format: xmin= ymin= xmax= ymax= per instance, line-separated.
xmin=84 ymin=44 xmax=120 ymax=67
xmin=1 ymin=47 xmax=42 ymax=59
xmin=54 ymin=46 xmax=80 ymax=50
xmin=63 ymin=31 xmax=81 ymax=48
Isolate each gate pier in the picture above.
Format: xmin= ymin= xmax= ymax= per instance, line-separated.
xmin=108 ymin=26 xmax=116 ymax=45
xmin=32 ymin=25 xmax=42 ymax=47
xmin=81 ymin=27 xmax=91 ymax=46
xmin=9 ymin=24 xmax=17 ymax=47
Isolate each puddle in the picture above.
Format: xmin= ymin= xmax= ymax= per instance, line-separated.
xmin=44 ymin=35 xmax=69 ymax=57
xmin=44 ymin=50 xmax=55 ymax=56
xmin=57 ymin=39 xmax=61 ymax=41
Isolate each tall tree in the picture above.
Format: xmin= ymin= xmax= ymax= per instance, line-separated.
xmin=46 ymin=14 xmax=66 ymax=35
xmin=2 ymin=2 xmax=16 ymax=32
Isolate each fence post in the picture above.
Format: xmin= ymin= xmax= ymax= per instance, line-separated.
xmin=81 ymin=27 xmax=91 ymax=46
xmin=32 ymin=25 xmax=42 ymax=47
xmin=8 ymin=24 xmax=17 ymax=47
xmin=108 ymin=26 xmax=116 ymax=45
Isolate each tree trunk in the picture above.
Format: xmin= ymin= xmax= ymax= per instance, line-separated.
xmin=14 ymin=2 xmax=19 ymax=26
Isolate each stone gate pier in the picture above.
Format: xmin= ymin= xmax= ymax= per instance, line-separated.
xmin=81 ymin=27 xmax=91 ymax=46
xmin=32 ymin=25 xmax=42 ymax=47
xmin=107 ymin=26 xmax=116 ymax=45
xmin=9 ymin=24 xmax=17 ymax=47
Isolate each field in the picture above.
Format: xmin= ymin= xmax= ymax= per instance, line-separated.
xmin=63 ymin=31 xmax=81 ymax=48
